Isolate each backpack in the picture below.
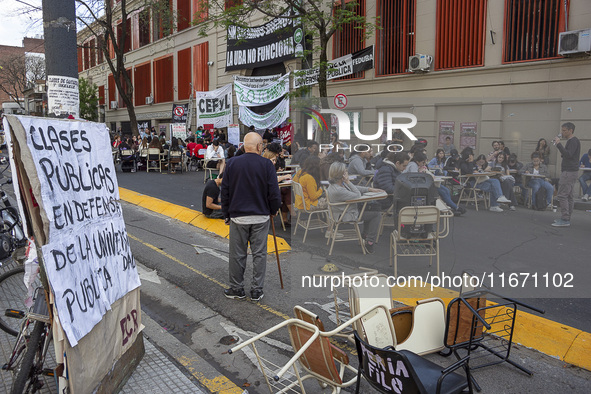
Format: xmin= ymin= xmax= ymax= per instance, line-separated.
xmin=534 ymin=187 xmax=547 ymax=210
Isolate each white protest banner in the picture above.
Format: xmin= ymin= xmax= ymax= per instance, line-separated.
xmin=228 ymin=124 xmax=240 ymax=146
xmin=18 ymin=116 xmax=141 ymax=346
xmin=234 ymin=73 xmax=290 ymax=107
xmin=293 ymin=55 xmax=352 ymax=89
xmin=234 ymin=74 xmax=281 ymax=88
xmin=47 ymin=75 xmax=80 ymax=118
xmin=195 ymin=84 xmax=233 ymax=128
xmin=239 ymin=96 xmax=290 ymax=130
xmin=171 ymin=123 xmax=186 ymax=140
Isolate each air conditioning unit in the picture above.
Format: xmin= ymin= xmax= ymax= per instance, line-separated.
xmin=408 ymin=54 xmax=433 ymax=72
xmin=558 ymin=29 xmax=591 ymax=55
xmin=145 ymin=96 xmax=153 ymax=105
xmin=110 ymin=101 xmax=118 ymax=109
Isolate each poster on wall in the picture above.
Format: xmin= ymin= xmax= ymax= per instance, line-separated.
xmin=47 ymin=75 xmax=79 ymax=118
xmin=195 ymin=84 xmax=233 ymax=128
xmin=460 ymin=122 xmax=478 ymax=151
xmin=234 ymin=74 xmax=281 ymax=88
xmin=172 ymin=104 xmax=188 ymax=123
xmin=226 ymin=10 xmax=303 ymax=71
xmin=438 ymin=121 xmax=455 ymax=146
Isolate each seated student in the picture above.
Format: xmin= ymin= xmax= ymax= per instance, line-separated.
xmin=206 ymin=139 xmax=226 ymax=174
xmin=347 ymin=151 xmax=375 ymax=179
xmin=320 ymin=152 xmax=345 ymax=181
xmin=326 ymin=162 xmax=385 ymax=253
xmin=168 ymin=137 xmax=184 ymax=173
xmin=444 ymin=149 xmax=461 ymax=179
xmin=148 ymin=135 xmax=163 ymax=152
xmin=520 ymin=152 xmax=554 ymax=209
xmin=194 ymin=138 xmax=206 ymax=159
xmin=460 ymin=150 xmax=510 ymax=212
xmin=428 ymin=148 xmax=447 ymax=175
xmin=442 ymin=136 xmax=456 ymax=156
xmin=579 ymin=148 xmax=591 ymax=201
xmin=202 ymin=175 xmax=224 ymax=219
xmin=405 ymin=151 xmax=465 ymax=216
xmin=489 ymin=151 xmax=517 ymax=211
xmin=499 ymin=140 xmax=510 ymax=156
xmin=535 ymin=138 xmax=551 ymax=165
xmin=292 ymin=140 xmax=319 ymax=165
xmin=293 ymin=156 xmax=327 ymax=210
xmin=186 ymin=137 xmax=197 ymax=155
xmin=373 ymin=151 xmax=409 ymax=209
xmin=507 ymin=153 xmax=524 ymax=187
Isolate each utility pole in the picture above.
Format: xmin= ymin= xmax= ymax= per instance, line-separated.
xmin=42 ymin=0 xmax=79 ymax=118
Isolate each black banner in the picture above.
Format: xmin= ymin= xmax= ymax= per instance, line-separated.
xmin=352 ymin=46 xmax=374 ymax=74
xmin=172 ymin=104 xmax=188 ymax=123
xmin=226 ymin=11 xmax=304 ymax=71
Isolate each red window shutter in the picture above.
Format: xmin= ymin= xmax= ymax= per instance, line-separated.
xmin=332 ymin=0 xmax=366 ymax=81
xmin=376 ymin=0 xmax=416 ymax=76
xmin=77 ymin=47 xmax=83 ymax=73
xmin=98 ymin=85 xmax=105 ymax=106
xmin=154 ymin=56 xmax=174 ymax=103
xmin=178 ymin=48 xmax=192 ymax=100
xmin=435 ymin=0 xmax=486 ymax=70
xmin=503 ymin=0 xmax=568 ymax=63
xmin=193 ymin=42 xmax=209 ymax=92
xmin=134 ymin=63 xmax=152 ymax=107
xmin=193 ymin=0 xmax=209 ymax=24
xmin=108 ymin=74 xmax=116 ymax=104
xmin=178 ymin=0 xmax=191 ymax=31
xmin=83 ymin=45 xmax=90 ymax=70
xmin=90 ymin=38 xmax=96 ymax=68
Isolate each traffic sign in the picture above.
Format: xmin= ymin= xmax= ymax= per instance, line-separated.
xmin=334 ymin=93 xmax=348 ymax=109
xmin=174 ymin=106 xmax=185 ymax=117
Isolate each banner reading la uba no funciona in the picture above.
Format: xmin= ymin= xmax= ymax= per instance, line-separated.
xmin=195 ymin=84 xmax=233 ymax=128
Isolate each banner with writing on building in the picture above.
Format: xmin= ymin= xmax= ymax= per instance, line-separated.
xmin=234 ymin=74 xmax=281 ymax=88
xmin=15 ymin=116 xmax=141 ymax=346
xmin=235 ymin=73 xmax=290 ymax=107
xmin=195 ymin=84 xmax=233 ymax=128
xmin=239 ymin=96 xmax=290 ymax=130
xmin=294 ymin=46 xmax=374 ymax=88
xmin=226 ymin=10 xmax=304 ymax=71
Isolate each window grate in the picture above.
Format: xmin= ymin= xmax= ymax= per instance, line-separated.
xmin=376 ymin=0 xmax=416 ymax=76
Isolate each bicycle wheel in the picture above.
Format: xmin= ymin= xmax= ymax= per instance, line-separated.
xmin=0 ymin=266 xmax=27 ymax=336
xmin=10 ymin=320 xmax=46 ymax=394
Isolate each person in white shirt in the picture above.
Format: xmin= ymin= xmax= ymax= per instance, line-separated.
xmin=206 ymin=139 xmax=226 ymax=174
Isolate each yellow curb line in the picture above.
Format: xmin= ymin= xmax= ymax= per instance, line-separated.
xmin=391 ymin=283 xmax=591 ymax=372
xmin=119 ymin=187 xmax=291 ymax=255
xmin=178 ymin=355 xmax=245 ymax=394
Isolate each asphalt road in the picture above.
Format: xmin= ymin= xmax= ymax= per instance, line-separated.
xmin=117 ymin=167 xmax=591 ymax=333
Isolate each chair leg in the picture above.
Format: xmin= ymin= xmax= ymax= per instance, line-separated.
xmin=328 ymin=224 xmax=338 ymax=255
xmin=389 ymin=233 xmax=393 ymax=267
xmin=303 ymin=213 xmax=313 ymax=243
xmin=436 ymin=239 xmax=440 ymax=276
xmin=293 ymin=212 xmax=300 ymax=236
xmin=355 ymin=223 xmax=366 ymax=254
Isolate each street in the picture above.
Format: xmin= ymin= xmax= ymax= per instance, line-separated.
xmin=117 ymin=168 xmax=591 ymax=393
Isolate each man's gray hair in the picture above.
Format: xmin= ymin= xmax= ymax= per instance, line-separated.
xmin=328 ymin=162 xmax=346 ymax=184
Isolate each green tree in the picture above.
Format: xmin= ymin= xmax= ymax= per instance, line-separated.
xmin=78 ymin=77 xmax=99 ymax=121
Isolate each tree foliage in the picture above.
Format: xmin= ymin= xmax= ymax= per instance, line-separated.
xmin=76 ymin=0 xmax=176 ymax=134
xmin=79 ymin=77 xmax=99 ymax=121
xmin=0 ymin=53 xmax=46 ymax=110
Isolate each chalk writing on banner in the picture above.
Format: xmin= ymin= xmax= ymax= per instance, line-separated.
xmin=20 ymin=117 xmax=141 ymax=346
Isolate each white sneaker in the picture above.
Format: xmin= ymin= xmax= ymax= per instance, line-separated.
xmin=489 ymin=206 xmax=503 ymax=212
xmin=497 ymin=196 xmax=511 ymax=204
xmin=583 ymin=194 xmax=589 ymax=202
xmin=509 ymin=206 xmax=516 ymax=211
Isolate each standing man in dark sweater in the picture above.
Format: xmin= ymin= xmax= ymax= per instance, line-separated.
xmin=552 ymin=122 xmax=581 ymax=227
xmin=221 ymin=132 xmax=281 ymax=301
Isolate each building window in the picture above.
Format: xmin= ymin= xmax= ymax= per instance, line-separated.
xmin=193 ymin=0 xmax=209 ymax=24
xmin=154 ymin=56 xmax=174 ymax=103
xmin=154 ymin=0 xmax=172 ymax=40
xmin=376 ymin=0 xmax=416 ymax=76
xmin=178 ymin=48 xmax=192 ymax=100
xmin=108 ymin=74 xmax=116 ymax=105
xmin=435 ymin=0 xmax=486 ymax=70
xmin=139 ymin=9 xmax=151 ymax=47
xmin=332 ymin=0 xmax=366 ymax=81
xmin=192 ymin=42 xmax=209 ymax=92
xmin=503 ymin=0 xmax=567 ymax=63
xmin=116 ymin=19 xmax=132 ymax=53
xmin=89 ymin=38 xmax=96 ymax=68
xmin=225 ymin=0 xmax=242 ymax=10
xmin=77 ymin=47 xmax=83 ymax=73
xmin=134 ymin=63 xmax=152 ymax=107
xmin=177 ymin=0 xmax=191 ymax=32
xmin=98 ymin=85 xmax=105 ymax=106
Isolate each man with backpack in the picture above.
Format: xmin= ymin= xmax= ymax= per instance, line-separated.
xmin=521 ymin=152 xmax=554 ymax=210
